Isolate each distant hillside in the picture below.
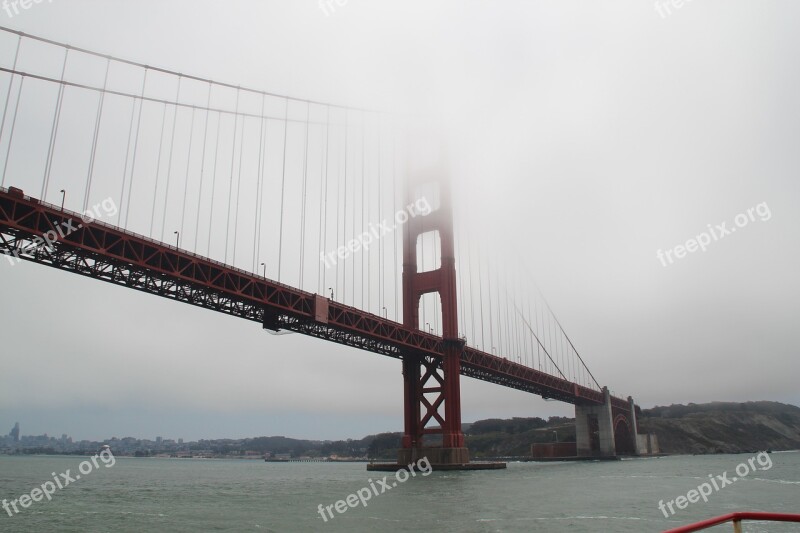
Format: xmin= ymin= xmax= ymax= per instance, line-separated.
xmin=174 ymin=401 xmax=800 ymax=459
xmin=638 ymin=401 xmax=800 ymax=454
xmin=463 ymin=416 xmax=576 ymax=458
xmin=367 ymin=402 xmax=800 ymax=458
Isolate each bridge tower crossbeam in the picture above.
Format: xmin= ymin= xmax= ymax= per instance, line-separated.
xmin=397 ymin=167 xmax=470 ymax=466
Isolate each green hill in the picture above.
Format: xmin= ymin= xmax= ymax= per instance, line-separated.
xmin=181 ymin=401 xmax=800 ymax=459
xmin=638 ymin=401 xmax=800 ymax=454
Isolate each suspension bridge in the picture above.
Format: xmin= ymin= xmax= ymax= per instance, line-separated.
xmin=0 ymin=26 xmax=647 ymax=468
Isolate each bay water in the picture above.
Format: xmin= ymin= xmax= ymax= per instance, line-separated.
xmin=1 ymin=452 xmax=798 ymax=532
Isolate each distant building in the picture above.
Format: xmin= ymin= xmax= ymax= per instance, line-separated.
xmin=9 ymin=422 xmax=19 ymax=442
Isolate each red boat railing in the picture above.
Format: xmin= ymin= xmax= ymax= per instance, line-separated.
xmin=663 ymin=512 xmax=800 ymax=533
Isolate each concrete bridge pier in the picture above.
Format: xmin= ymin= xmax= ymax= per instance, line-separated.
xmin=576 ymin=386 xmax=616 ymax=457
xmin=628 ymin=395 xmax=643 ymax=456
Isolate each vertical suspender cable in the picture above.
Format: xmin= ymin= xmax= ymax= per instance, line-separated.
xmin=508 ymin=266 xmax=516 ymax=359
xmin=317 ymin=106 xmax=330 ymax=295
xmin=119 ymin=67 xmax=146 ymax=228
xmin=392 ymin=124 xmax=402 ymax=322
xmin=340 ymin=110 xmax=348 ymax=303
xmin=0 ymin=34 xmax=21 ymax=141
xmin=117 ymin=87 xmax=137 ymax=225
xmin=225 ymin=87 xmax=241 ymax=264
xmin=528 ymin=297 xmax=537 ymax=369
xmin=367 ymin=113 xmax=374 ymax=313
xmin=124 ymin=68 xmax=148 ymax=229
xmin=231 ymin=110 xmax=246 ymax=265
xmin=457 ymin=217 xmax=466 ymax=339
xmin=42 ymin=47 xmax=69 ymax=200
xmin=252 ymin=92 xmax=266 ymax=272
xmin=149 ymin=102 xmax=169 ymax=237
xmin=194 ymin=81 xmax=213 ymax=252
xmin=467 ymin=224 xmax=476 ymax=346
xmin=206 ymin=110 xmax=223 ymax=256
xmin=520 ymin=286 xmax=529 ymax=367
xmin=487 ymin=254 xmax=494 ymax=351
xmin=159 ymin=76 xmax=183 ymax=241
xmin=0 ymin=75 xmax=23 ymax=189
xmin=519 ymin=267 xmax=527 ymax=362
xmin=519 ymin=272 xmax=526 ymax=365
xmin=377 ymin=114 xmax=382 ymax=315
xmin=334 ymin=112 xmax=344 ymax=300
xmin=255 ymin=110 xmax=269 ymax=274
xmin=434 ymin=224 xmax=439 ymax=335
xmin=545 ymin=303 xmax=552 ymax=374
xmin=531 ymin=296 xmax=540 ymax=370
xmin=277 ymin=97 xmax=289 ymax=281
xmin=496 ymin=267 xmax=503 ymax=354
xmin=360 ymin=111 xmax=365 ymax=310
xmin=0 ymin=35 xmax=22 ymax=189
xmin=418 ymin=186 xmax=425 ymax=331
xmin=179 ymin=106 xmax=197 ymax=240
xmin=299 ymin=103 xmax=310 ymax=288
xmin=504 ymin=277 xmax=512 ymax=358
xmin=478 ymin=246 xmax=486 ymax=351
xmin=0 ymin=77 xmax=25 ymax=186
xmin=505 ymin=267 xmax=516 ymax=353
xmin=84 ymin=57 xmax=111 ymax=211
xmin=563 ymin=332 xmax=569 ymax=380
xmin=546 ymin=302 xmax=554 ymax=373
xmin=533 ymin=292 xmax=540 ymax=370
xmin=161 ymin=76 xmax=183 ymax=242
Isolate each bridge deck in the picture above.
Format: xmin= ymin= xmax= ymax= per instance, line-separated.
xmin=0 ymin=187 xmax=630 ymax=412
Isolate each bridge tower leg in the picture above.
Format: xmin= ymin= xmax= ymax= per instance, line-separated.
xmin=396 ymin=167 xmax=470 ymax=467
xmin=575 ymin=386 xmax=616 ymax=457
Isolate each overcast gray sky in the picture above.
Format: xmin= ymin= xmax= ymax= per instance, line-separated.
xmin=0 ymin=0 xmax=798 ymax=442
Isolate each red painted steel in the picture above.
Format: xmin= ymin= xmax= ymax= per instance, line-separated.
xmin=662 ymin=512 xmax=800 ymax=533
xmin=401 ymin=175 xmax=465 ymax=449
xmin=0 ymin=187 xmax=631 ymax=413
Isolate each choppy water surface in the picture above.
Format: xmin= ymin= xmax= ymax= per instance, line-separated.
xmin=1 ymin=452 xmax=798 ymax=532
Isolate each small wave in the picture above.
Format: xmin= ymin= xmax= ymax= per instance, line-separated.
xmin=365 ymin=516 xmax=404 ymax=523
xmin=477 ymin=516 xmax=649 ymax=522
xmin=600 ymin=475 xmax=705 ymax=480
xmin=751 ymin=477 xmax=800 ymax=485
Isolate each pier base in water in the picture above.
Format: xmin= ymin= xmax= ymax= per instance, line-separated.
xmin=367 ymin=447 xmax=506 ymax=471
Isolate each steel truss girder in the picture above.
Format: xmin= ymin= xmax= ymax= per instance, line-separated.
xmin=0 ymin=188 xmax=631 ymax=414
